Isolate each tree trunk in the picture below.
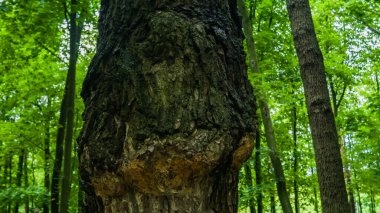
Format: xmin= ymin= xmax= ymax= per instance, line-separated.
xmin=285 ymin=0 xmax=350 ymax=212
xmin=311 ymin=167 xmax=319 ymax=213
xmin=244 ymin=163 xmax=256 ymax=213
xmin=237 ymin=1 xmax=293 ymax=212
xmin=291 ymin=75 xmax=299 ymax=213
xmin=79 ymin=0 xmax=257 ymax=212
xmin=13 ymin=149 xmax=24 ymax=213
xmin=342 ymin=138 xmax=356 ymax=213
xmin=60 ymin=0 xmax=82 ymax=212
xmin=355 ymin=171 xmax=362 ymax=213
xmin=292 ymin=105 xmax=299 ymax=213
xmin=370 ymin=190 xmax=376 ymax=213
xmin=270 ymin=189 xmax=276 ymax=213
xmin=43 ymin=119 xmax=50 ymax=213
xmin=51 ymin=84 xmax=67 ymax=213
xmin=8 ymin=155 xmax=12 ymax=213
xmin=24 ymin=152 xmax=29 ymax=213
xmin=255 ymin=129 xmax=263 ymax=213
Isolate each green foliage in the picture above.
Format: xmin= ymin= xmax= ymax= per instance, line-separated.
xmin=0 ymin=186 xmax=48 ymax=206
xmin=239 ymin=0 xmax=380 ymax=212
xmin=0 ymin=0 xmax=98 ymax=211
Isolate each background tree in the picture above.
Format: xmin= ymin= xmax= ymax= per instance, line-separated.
xmin=237 ymin=0 xmax=293 ymax=212
xmin=286 ymin=0 xmax=350 ymax=212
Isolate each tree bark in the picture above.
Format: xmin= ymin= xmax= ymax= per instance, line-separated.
xmin=79 ymin=0 xmax=257 ymax=212
xmin=237 ymin=1 xmax=293 ymax=212
xmin=285 ymin=0 xmax=350 ymax=212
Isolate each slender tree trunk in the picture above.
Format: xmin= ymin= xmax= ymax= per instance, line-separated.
xmin=24 ymin=152 xmax=29 ymax=213
xmin=237 ymin=1 xmax=293 ymax=212
xmin=292 ymin=105 xmax=299 ymax=213
xmin=60 ymin=0 xmax=80 ymax=212
xmin=343 ymin=138 xmax=356 ymax=213
xmin=370 ymin=190 xmax=376 ymax=213
xmin=329 ymin=76 xmax=354 ymax=213
xmin=43 ymin=119 xmax=50 ymax=213
xmin=244 ymin=163 xmax=256 ymax=213
xmin=3 ymin=156 xmax=8 ymax=212
xmin=78 ymin=180 xmax=84 ymax=213
xmin=285 ymin=0 xmax=350 ymax=212
xmin=13 ymin=149 xmax=24 ymax=213
xmin=311 ymin=167 xmax=319 ymax=213
xmin=357 ymin=189 xmax=362 ymax=213
xmin=291 ymin=75 xmax=299 ymax=213
xmin=79 ymin=0 xmax=257 ymax=212
xmin=354 ymin=171 xmax=362 ymax=213
xmin=51 ymin=85 xmax=67 ymax=213
xmin=314 ymin=187 xmax=319 ymax=213
xmin=346 ymin=168 xmax=356 ymax=213
xmin=270 ymin=189 xmax=276 ymax=213
xmin=8 ymin=155 xmax=12 ymax=213
xmin=255 ymin=128 xmax=263 ymax=213
xmin=375 ymin=70 xmax=379 ymax=94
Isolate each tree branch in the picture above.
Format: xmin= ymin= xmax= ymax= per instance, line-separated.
xmin=336 ymin=83 xmax=347 ymax=110
xmin=35 ymin=40 xmax=68 ymax=65
xmin=362 ymin=20 xmax=380 ymax=36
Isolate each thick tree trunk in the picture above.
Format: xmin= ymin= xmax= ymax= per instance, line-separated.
xmin=285 ymin=0 xmax=350 ymax=212
xmin=237 ymin=1 xmax=293 ymax=212
xmin=79 ymin=0 xmax=256 ymax=212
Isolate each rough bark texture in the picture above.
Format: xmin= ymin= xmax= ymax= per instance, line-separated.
xmin=237 ymin=1 xmax=293 ymax=212
xmin=285 ymin=0 xmax=350 ymax=212
xmin=79 ymin=0 xmax=257 ymax=212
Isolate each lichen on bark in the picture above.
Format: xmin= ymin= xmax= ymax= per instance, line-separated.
xmin=79 ymin=1 xmax=257 ymax=212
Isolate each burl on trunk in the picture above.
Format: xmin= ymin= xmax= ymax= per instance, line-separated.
xmin=78 ymin=0 xmax=257 ymax=212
